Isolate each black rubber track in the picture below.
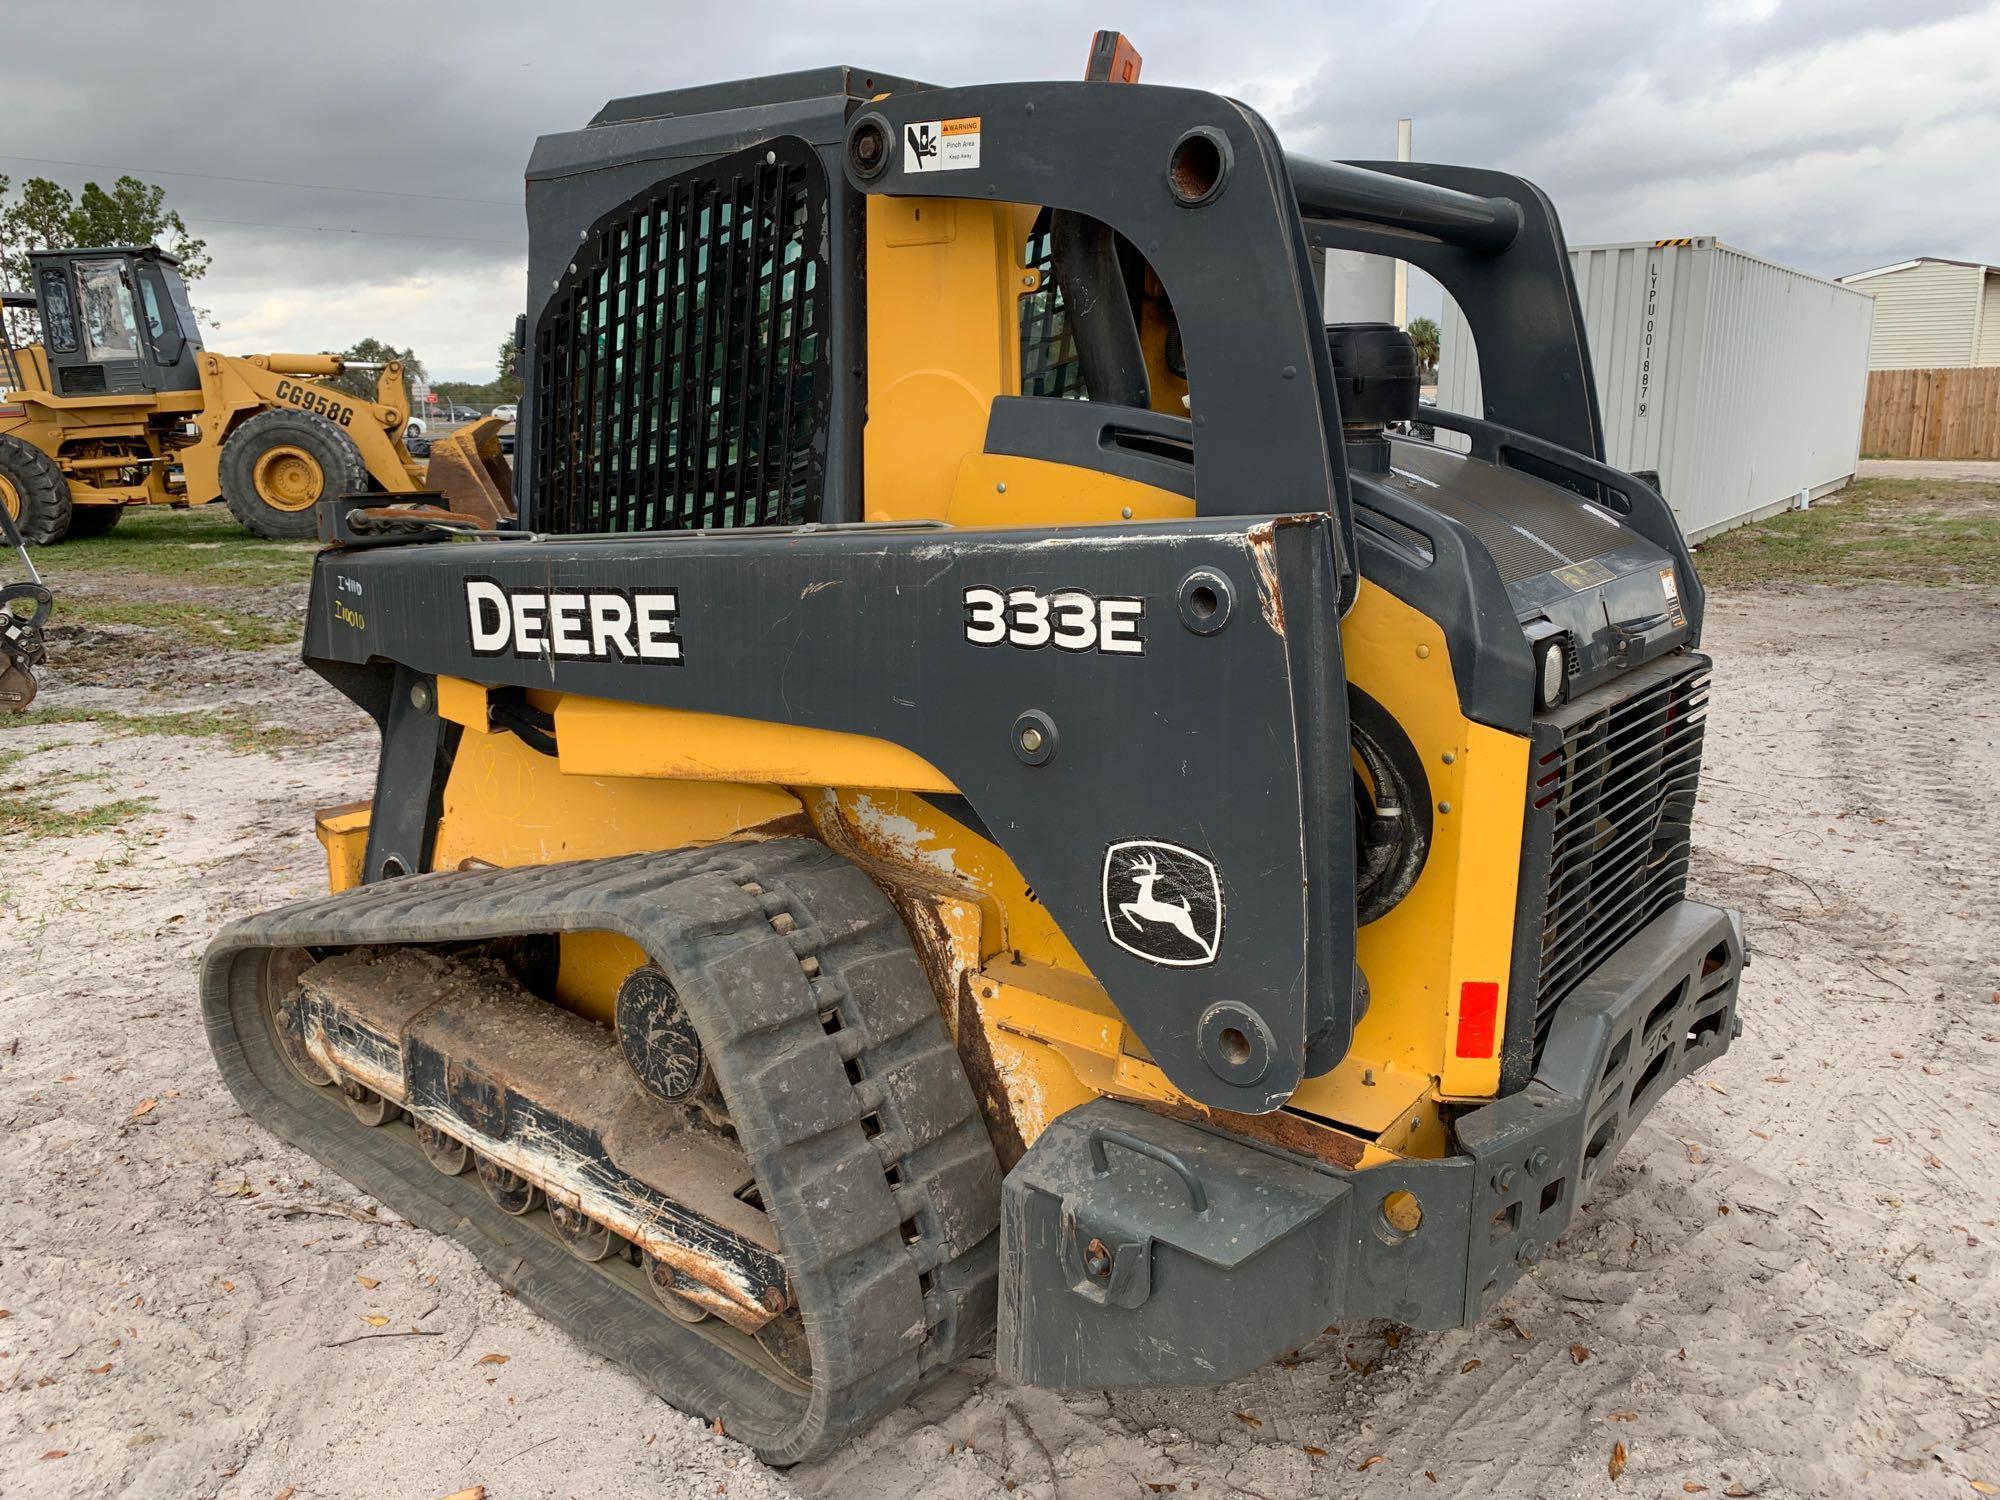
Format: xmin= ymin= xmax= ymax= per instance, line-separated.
xmin=201 ymin=839 xmax=1001 ymax=1463
xmin=0 ymin=433 xmax=73 ymax=545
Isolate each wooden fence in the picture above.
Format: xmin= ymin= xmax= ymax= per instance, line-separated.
xmin=1861 ymin=366 xmax=2000 ymax=460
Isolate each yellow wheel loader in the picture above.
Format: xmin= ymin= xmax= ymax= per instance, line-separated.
xmin=0 ymin=247 xmax=510 ymax=542
xmin=202 ymin=40 xmax=1745 ymax=1464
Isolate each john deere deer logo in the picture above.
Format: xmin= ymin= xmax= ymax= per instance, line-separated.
xmin=1101 ymin=840 xmax=1224 ymax=968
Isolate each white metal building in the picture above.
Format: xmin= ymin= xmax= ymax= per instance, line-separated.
xmin=1836 ymin=258 xmax=2000 ymax=370
xmin=1436 ymin=238 xmax=1875 ymax=541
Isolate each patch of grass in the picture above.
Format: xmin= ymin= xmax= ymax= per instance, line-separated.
xmin=0 ymin=746 xmax=156 ymax=836
xmin=1695 ymin=479 xmax=2000 ymax=589
xmin=18 ymin=705 xmax=313 ymax=754
xmin=40 ymin=503 xmax=317 ymax=586
xmin=0 ymin=789 xmax=156 ymax=837
xmin=58 ymin=598 xmax=295 ymax=650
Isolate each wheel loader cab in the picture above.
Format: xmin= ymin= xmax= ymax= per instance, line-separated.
xmin=203 ymin=60 xmax=1746 ymax=1464
xmin=23 ymin=246 xmax=204 ymax=398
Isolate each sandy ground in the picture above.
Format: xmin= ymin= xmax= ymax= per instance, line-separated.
xmin=3 ymin=577 xmax=1997 ymax=1500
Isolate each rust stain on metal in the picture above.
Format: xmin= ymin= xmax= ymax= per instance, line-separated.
xmin=1144 ymin=1096 xmax=1368 ymax=1171
xmin=1247 ymin=521 xmax=1284 ymax=636
xmin=954 ymin=979 xmax=1031 ymax=1172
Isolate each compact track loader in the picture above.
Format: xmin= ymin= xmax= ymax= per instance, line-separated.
xmin=0 ymin=248 xmax=510 ymax=541
xmin=203 ymin=46 xmax=1745 ymax=1463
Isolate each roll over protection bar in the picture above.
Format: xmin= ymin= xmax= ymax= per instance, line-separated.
xmin=1286 ymin=155 xmax=1523 ymax=255
xmin=1296 ymin=156 xmax=1604 ymax=462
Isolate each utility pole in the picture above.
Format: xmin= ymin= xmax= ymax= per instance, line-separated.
xmin=1393 ymin=117 xmax=1412 ymax=329
xmin=1320 ymin=117 xmax=1418 ymax=328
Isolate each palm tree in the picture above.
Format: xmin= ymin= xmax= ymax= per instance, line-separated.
xmin=1406 ymin=316 xmax=1440 ymax=376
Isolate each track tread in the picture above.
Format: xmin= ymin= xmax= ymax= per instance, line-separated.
xmin=201 ymin=839 xmax=1001 ymax=1463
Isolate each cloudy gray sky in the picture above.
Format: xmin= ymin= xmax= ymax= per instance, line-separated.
xmin=6 ymin=0 xmax=1994 ymax=379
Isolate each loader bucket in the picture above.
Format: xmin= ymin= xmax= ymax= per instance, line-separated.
xmin=422 ymin=416 xmax=514 ymax=528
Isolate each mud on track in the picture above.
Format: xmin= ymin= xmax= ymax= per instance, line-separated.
xmin=2 ymin=575 xmax=1995 ymax=1499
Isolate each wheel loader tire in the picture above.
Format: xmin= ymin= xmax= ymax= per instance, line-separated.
xmin=202 ymin=839 xmax=1003 ymax=1465
xmin=62 ymin=505 xmax=125 ymax=538
xmin=219 ymin=408 xmax=368 ymax=539
xmin=0 ymin=433 xmax=74 ymax=546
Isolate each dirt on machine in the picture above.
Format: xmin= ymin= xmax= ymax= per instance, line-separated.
xmin=200 ymin=35 xmax=1746 ymax=1466
xmin=0 ymin=246 xmax=512 ymax=544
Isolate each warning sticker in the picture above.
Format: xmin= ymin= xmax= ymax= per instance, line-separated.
xmin=1659 ymin=565 xmax=1686 ymax=626
xmin=904 ymin=116 xmax=981 ymax=173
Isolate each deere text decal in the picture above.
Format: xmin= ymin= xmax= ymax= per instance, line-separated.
xmin=465 ymin=579 xmax=682 ymax=664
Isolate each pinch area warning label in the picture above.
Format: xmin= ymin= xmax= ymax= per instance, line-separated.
xmin=904 ymin=117 xmax=981 ymax=173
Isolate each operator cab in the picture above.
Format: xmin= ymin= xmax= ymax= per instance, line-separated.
xmin=19 ymin=246 xmax=204 ymax=399
xmin=0 ymin=288 xmax=33 ymax=392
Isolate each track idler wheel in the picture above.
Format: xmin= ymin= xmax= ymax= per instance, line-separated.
xmin=550 ymin=1201 xmax=619 ymax=1263
xmin=264 ymin=949 xmax=333 ymax=1088
xmin=476 ymin=1155 xmax=540 ymax=1215
xmin=644 ymin=1255 xmax=712 ymax=1323
xmin=339 ymin=1080 xmax=400 ymax=1127
xmin=415 ymin=1120 xmax=472 ymax=1175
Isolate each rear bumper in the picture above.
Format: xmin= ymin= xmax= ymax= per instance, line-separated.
xmin=998 ymin=898 xmax=1744 ymax=1388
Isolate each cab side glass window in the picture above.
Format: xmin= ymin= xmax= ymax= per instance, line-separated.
xmin=164 ymin=274 xmax=201 ymax=351
xmin=137 ymin=265 xmax=186 ymax=364
xmin=39 ymin=268 xmax=79 ymax=353
xmin=139 ymin=278 xmax=166 ymax=339
xmin=76 ymin=260 xmax=141 ymax=361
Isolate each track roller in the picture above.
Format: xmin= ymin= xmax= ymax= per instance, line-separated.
xmin=551 ymin=1201 xmax=620 ymax=1262
xmin=416 ymin=1120 xmax=472 ymax=1175
xmin=339 ymin=1080 xmax=400 ymax=1127
xmin=646 ymin=1255 xmax=713 ymax=1322
xmin=476 ymin=1155 xmax=540 ymax=1215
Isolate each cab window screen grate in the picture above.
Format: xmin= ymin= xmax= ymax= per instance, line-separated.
xmin=531 ymin=136 xmax=830 ymax=534
xmin=1019 ymin=223 xmax=1086 ymax=400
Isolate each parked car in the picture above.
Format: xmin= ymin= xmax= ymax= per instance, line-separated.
xmin=490 ymin=403 xmax=518 ymax=422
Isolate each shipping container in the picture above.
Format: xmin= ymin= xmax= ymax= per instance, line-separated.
xmin=1434 ymin=238 xmax=1875 ymax=541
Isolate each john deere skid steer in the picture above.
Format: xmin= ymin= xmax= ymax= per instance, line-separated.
xmin=202 ymin=48 xmax=1744 ymax=1463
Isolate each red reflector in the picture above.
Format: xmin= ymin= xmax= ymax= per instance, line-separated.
xmin=1455 ymin=981 xmax=1500 ymax=1058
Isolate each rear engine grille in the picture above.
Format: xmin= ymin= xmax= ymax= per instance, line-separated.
xmin=1528 ymin=655 xmax=1710 ymax=1061
xmin=530 ymin=136 xmax=830 ymax=535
